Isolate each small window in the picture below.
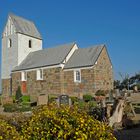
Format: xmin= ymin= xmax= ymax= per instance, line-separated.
xmin=95 ymin=61 xmax=98 ymax=65
xmin=21 ymin=71 xmax=27 ymax=81
xmin=8 ymin=38 xmax=12 ymax=48
xmin=37 ymin=69 xmax=43 ymax=80
xmin=29 ymin=40 xmax=32 ymax=48
xmin=74 ymin=70 xmax=81 ymax=83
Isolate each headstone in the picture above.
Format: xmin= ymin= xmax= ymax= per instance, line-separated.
xmin=37 ymin=94 xmax=48 ymax=105
xmin=115 ymin=89 xmax=120 ymax=97
xmin=134 ymin=86 xmax=138 ymax=92
xmin=59 ymin=95 xmax=70 ymax=106
xmin=79 ymin=93 xmax=83 ymax=99
xmin=109 ymin=92 xmax=113 ymax=102
xmin=1 ymin=96 xmax=13 ymax=105
xmin=106 ymin=104 xmax=112 ymax=118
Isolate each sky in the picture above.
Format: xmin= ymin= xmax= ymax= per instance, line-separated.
xmin=0 ymin=0 xmax=140 ymax=82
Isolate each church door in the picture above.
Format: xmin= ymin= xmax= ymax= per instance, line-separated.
xmin=21 ymin=81 xmax=27 ymax=94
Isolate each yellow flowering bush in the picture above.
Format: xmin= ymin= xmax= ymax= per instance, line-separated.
xmin=21 ymin=104 xmax=116 ymax=140
xmin=0 ymin=119 xmax=21 ymax=140
xmin=0 ymin=104 xmax=116 ymax=139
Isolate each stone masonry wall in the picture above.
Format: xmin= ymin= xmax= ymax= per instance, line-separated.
xmin=12 ymin=67 xmax=62 ymax=100
xmin=63 ymin=69 xmax=96 ymax=97
xmin=11 ymin=72 xmax=21 ymax=95
xmin=63 ymin=47 xmax=113 ymax=97
xmin=93 ymin=47 xmax=113 ymax=91
xmin=2 ymin=79 xmax=11 ymax=95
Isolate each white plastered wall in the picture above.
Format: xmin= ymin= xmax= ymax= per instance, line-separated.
xmin=17 ymin=33 xmax=42 ymax=65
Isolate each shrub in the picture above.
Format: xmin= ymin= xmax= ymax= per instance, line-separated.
xmin=123 ymin=102 xmax=132 ymax=116
xmin=95 ymin=90 xmax=107 ymax=96
xmin=88 ymin=101 xmax=97 ymax=109
xmin=8 ymin=113 xmax=31 ymax=132
xmin=70 ymin=96 xmax=79 ymax=104
xmin=83 ymin=94 xmax=93 ymax=102
xmin=18 ymin=105 xmax=31 ymax=112
xmin=0 ymin=115 xmax=10 ymax=122
xmin=22 ymin=102 xmax=30 ymax=106
xmin=12 ymin=95 xmax=16 ymax=103
xmin=0 ymin=104 xmax=116 ymax=139
xmin=48 ymin=95 xmax=58 ymax=103
xmin=76 ymin=100 xmax=88 ymax=110
xmin=3 ymin=103 xmax=31 ymax=112
xmin=15 ymin=86 xmax=22 ymax=102
xmin=3 ymin=103 xmax=18 ymax=112
xmin=21 ymin=104 xmax=116 ymax=140
xmin=88 ymin=107 xmax=102 ymax=121
xmin=22 ymin=95 xmax=30 ymax=103
xmin=0 ymin=119 xmax=21 ymax=139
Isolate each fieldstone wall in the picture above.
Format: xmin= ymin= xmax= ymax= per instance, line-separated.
xmin=93 ymin=47 xmax=113 ymax=91
xmin=2 ymin=79 xmax=11 ymax=95
xmin=63 ymin=47 xmax=113 ymax=96
xmin=11 ymin=72 xmax=21 ymax=95
xmin=11 ymin=67 xmax=62 ymax=100
xmin=63 ymin=69 xmax=96 ymax=97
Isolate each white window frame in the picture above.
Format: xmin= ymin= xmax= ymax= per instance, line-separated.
xmin=21 ymin=71 xmax=27 ymax=81
xmin=74 ymin=69 xmax=81 ymax=83
xmin=36 ymin=69 xmax=43 ymax=80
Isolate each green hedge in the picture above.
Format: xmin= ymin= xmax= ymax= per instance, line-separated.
xmin=83 ymin=94 xmax=93 ymax=102
xmin=48 ymin=95 xmax=58 ymax=103
xmin=70 ymin=96 xmax=79 ymax=104
xmin=3 ymin=103 xmax=18 ymax=112
xmin=21 ymin=95 xmax=30 ymax=103
xmin=15 ymin=86 xmax=22 ymax=102
xmin=3 ymin=103 xmax=31 ymax=112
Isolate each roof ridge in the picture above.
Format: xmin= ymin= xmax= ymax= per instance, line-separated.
xmin=77 ymin=44 xmax=105 ymax=50
xmin=86 ymin=44 xmax=105 ymax=49
xmin=9 ymin=13 xmax=34 ymax=24
xmin=48 ymin=42 xmax=76 ymax=49
xmin=24 ymin=42 xmax=76 ymax=55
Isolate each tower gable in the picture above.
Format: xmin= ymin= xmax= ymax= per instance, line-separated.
xmin=2 ymin=16 xmax=16 ymax=38
xmin=8 ymin=13 xmax=42 ymax=39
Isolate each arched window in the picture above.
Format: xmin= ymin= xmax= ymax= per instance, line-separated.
xmin=29 ymin=40 xmax=32 ymax=48
xmin=36 ymin=69 xmax=43 ymax=80
xmin=8 ymin=38 xmax=12 ymax=48
xmin=21 ymin=71 xmax=27 ymax=81
xmin=74 ymin=70 xmax=81 ymax=83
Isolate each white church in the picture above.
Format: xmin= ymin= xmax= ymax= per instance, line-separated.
xmin=1 ymin=13 xmax=113 ymax=98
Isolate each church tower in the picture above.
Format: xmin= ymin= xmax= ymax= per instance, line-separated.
xmin=1 ymin=13 xmax=42 ymax=95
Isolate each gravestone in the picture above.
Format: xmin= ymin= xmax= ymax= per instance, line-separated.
xmin=58 ymin=95 xmax=71 ymax=106
xmin=115 ymin=89 xmax=120 ymax=97
xmin=37 ymin=94 xmax=48 ymax=105
xmin=109 ymin=92 xmax=113 ymax=102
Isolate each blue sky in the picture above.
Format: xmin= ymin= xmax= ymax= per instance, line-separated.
xmin=0 ymin=0 xmax=140 ymax=80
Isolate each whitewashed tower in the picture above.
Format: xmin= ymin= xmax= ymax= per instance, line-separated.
xmin=1 ymin=13 xmax=42 ymax=95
